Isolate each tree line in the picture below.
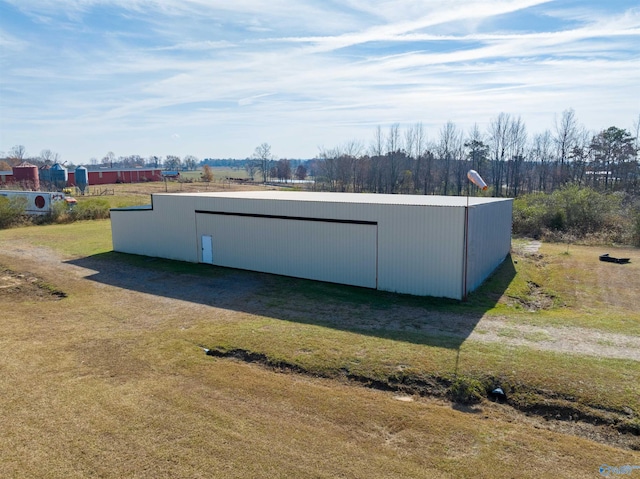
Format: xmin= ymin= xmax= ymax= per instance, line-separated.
xmin=311 ymin=111 xmax=640 ymax=197
xmin=3 ymin=109 xmax=638 ymax=197
xmin=0 ymin=147 xmax=202 ymax=172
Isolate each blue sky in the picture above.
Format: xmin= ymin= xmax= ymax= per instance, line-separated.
xmin=1 ymin=0 xmax=638 ymax=162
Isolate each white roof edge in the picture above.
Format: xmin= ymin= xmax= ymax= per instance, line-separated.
xmin=154 ymin=191 xmax=512 ymax=207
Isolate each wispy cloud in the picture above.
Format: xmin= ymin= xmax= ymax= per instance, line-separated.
xmin=1 ymin=0 xmax=638 ymax=160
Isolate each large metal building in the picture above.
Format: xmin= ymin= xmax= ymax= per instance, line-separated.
xmin=110 ymin=191 xmax=512 ymax=300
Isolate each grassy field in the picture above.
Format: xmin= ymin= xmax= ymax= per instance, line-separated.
xmin=67 ymin=169 xmax=270 ymax=210
xmin=1 ymin=217 xmax=639 ymax=478
xmin=72 ymin=165 xmax=307 ymax=197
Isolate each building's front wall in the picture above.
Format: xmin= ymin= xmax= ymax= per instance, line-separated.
xmin=189 ymin=195 xmax=466 ymax=296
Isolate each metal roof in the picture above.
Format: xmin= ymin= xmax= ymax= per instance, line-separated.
xmin=157 ymin=191 xmax=510 ymax=207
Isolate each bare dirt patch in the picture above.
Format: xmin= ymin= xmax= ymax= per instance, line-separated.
xmin=0 ymin=266 xmax=67 ymax=301
xmin=506 ymin=281 xmax=556 ymax=311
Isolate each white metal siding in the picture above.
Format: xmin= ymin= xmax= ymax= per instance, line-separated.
xmin=195 ymin=213 xmax=377 ymax=288
xmin=376 ymin=204 xmax=465 ymax=298
xmin=193 ymin=196 xmax=377 ymax=223
xmin=466 ymin=200 xmax=513 ymax=293
xmin=111 ymin=195 xmax=198 ymax=262
xmin=0 ymin=191 xmax=65 ymax=215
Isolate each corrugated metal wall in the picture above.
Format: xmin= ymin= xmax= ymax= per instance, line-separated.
xmin=195 ymin=213 xmax=377 ymax=288
xmin=465 ymin=199 xmax=513 ymax=293
xmin=376 ymin=204 xmax=465 ymax=298
xmin=189 ymin=196 xmax=467 ymax=297
xmin=111 ymin=195 xmax=199 ymax=262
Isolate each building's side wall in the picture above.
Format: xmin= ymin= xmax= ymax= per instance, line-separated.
xmin=376 ymin=205 xmax=465 ymax=299
xmin=111 ymin=195 xmax=198 ymax=262
xmin=466 ymin=200 xmax=513 ymax=293
xmin=69 ymin=169 xmax=163 ymax=186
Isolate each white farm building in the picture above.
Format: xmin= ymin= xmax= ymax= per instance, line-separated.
xmin=110 ymin=191 xmax=513 ymax=300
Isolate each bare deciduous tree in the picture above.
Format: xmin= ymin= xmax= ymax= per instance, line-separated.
xmin=164 ymin=155 xmax=181 ymax=171
xmin=488 ymin=113 xmax=511 ymax=196
xmin=253 ymin=143 xmax=274 ymax=183
xmin=530 ymin=130 xmax=554 ymax=192
xmin=437 ymin=121 xmax=462 ymax=195
xmin=183 ymin=155 xmax=199 ymax=171
xmin=406 ymin=122 xmax=427 ymax=193
xmin=554 ymin=108 xmax=578 ymax=187
xmin=9 ymin=145 xmax=27 ymax=165
xmin=40 ymin=149 xmax=60 ymax=165
xmin=295 ymin=164 xmax=307 ymax=181
xmin=245 ymin=159 xmax=258 ymax=181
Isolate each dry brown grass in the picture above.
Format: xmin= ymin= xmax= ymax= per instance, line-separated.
xmin=109 ymin=175 xmax=279 ymax=198
xmin=505 ymin=242 xmax=640 ymax=334
xmin=1 ymin=223 xmax=639 ymax=477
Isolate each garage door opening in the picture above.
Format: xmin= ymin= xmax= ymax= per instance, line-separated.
xmin=196 ymin=213 xmax=378 ymax=289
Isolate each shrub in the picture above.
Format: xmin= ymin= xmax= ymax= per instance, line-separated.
xmin=512 ymin=192 xmax=557 ymax=238
xmin=51 ymin=200 xmax=70 ymax=222
xmin=30 ymin=199 xmax=72 ymax=225
xmin=0 ymin=196 xmax=27 ymax=229
xmin=69 ymin=198 xmax=110 ymax=221
xmin=553 ymin=185 xmax=620 ymax=234
xmin=513 ymin=185 xmax=628 ymax=242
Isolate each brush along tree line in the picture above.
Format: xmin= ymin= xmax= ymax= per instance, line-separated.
xmin=0 ymin=146 xmax=200 ymax=172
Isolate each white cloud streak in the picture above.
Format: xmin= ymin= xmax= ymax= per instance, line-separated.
xmin=1 ymin=0 xmax=638 ymax=160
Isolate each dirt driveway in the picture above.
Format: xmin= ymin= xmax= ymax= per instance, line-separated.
xmin=2 ymin=242 xmax=639 ymax=362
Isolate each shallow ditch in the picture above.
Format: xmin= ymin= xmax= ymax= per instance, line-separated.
xmin=204 ymin=346 xmax=640 ymax=450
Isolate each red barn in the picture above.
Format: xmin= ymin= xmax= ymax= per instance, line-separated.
xmin=67 ymin=168 xmax=164 ymax=186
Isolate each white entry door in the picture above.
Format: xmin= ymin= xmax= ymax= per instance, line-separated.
xmin=201 ymin=235 xmax=213 ymax=264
